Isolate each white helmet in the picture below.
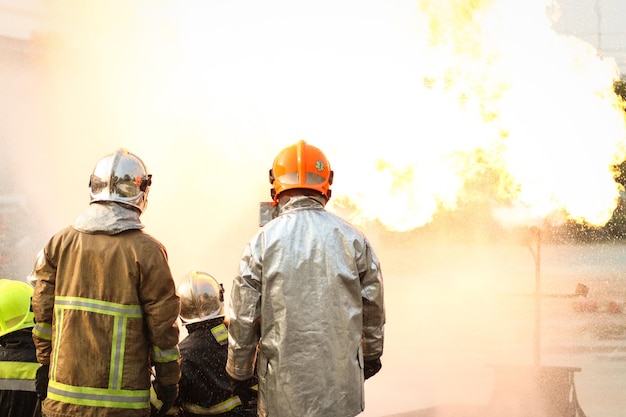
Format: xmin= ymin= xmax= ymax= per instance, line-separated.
xmin=89 ymin=148 xmax=152 ymax=213
xmin=177 ymin=271 xmax=225 ymax=324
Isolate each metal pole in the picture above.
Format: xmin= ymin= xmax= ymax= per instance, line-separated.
xmin=595 ymin=0 xmax=602 ymax=57
xmin=527 ymin=226 xmax=541 ymax=366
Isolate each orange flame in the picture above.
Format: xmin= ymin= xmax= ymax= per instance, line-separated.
xmin=34 ymin=0 xmax=626 ymax=237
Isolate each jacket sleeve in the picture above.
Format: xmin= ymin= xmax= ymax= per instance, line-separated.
xmin=226 ymin=239 xmax=262 ymax=381
xmin=140 ymin=242 xmax=181 ymax=387
xmin=359 ymin=240 xmax=385 ymax=361
xmin=31 ymin=247 xmax=56 ymax=365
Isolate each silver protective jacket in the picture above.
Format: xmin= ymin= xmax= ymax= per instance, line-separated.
xmin=227 ymin=196 xmax=385 ymax=417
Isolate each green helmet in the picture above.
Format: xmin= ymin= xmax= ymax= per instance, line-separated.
xmin=0 ymin=279 xmax=35 ymax=337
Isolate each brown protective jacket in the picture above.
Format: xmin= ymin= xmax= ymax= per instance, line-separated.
xmin=32 ymin=204 xmax=180 ymax=417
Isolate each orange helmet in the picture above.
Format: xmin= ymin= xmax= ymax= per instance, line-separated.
xmin=269 ymin=140 xmax=334 ymax=203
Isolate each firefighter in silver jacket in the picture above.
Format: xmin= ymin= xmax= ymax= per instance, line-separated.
xmin=226 ymin=140 xmax=385 ymax=417
xmin=30 ymin=149 xmax=181 ymax=417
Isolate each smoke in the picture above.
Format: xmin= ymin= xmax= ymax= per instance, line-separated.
xmin=1 ymin=1 xmax=625 ymax=415
xmin=14 ymin=0 xmax=626 ymax=238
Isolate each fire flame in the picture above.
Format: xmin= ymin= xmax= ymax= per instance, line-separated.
xmin=330 ymin=0 xmax=626 ymax=232
xmin=35 ymin=0 xmax=626 ymax=235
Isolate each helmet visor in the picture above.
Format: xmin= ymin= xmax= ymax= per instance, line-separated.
xmin=276 ymin=171 xmax=327 ymax=186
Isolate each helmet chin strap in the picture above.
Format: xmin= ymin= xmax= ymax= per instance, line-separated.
xmin=140 ymin=174 xmax=152 ymax=191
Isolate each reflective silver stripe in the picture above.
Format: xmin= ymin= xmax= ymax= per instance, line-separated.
xmin=0 ymin=378 xmax=36 ymax=391
xmin=182 ymin=396 xmax=242 ymax=415
xmin=0 ymin=360 xmax=38 ymax=392
xmin=33 ymin=322 xmax=52 ymax=340
xmin=52 ymin=296 xmax=143 ymax=400
xmin=109 ymin=315 xmax=126 ymax=390
xmin=151 ymin=345 xmax=181 ymax=363
xmin=51 ymin=307 xmax=64 ymax=381
xmin=48 ymin=380 xmax=149 ymax=409
xmin=55 ymin=296 xmax=143 ymax=317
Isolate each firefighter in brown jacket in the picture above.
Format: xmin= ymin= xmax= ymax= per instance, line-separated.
xmin=30 ymin=148 xmax=181 ymax=417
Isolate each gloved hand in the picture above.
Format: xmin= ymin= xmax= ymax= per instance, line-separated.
xmin=229 ymin=376 xmax=257 ymax=408
xmin=363 ymin=358 xmax=382 ymax=380
xmin=35 ymin=364 xmax=49 ymax=401
xmin=153 ymin=382 xmax=178 ymax=417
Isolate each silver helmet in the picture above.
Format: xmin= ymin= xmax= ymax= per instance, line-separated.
xmin=177 ymin=271 xmax=225 ymax=324
xmin=89 ymin=148 xmax=152 ymax=213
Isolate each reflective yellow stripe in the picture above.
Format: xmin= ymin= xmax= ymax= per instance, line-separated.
xmin=0 ymin=361 xmax=38 ymax=392
xmin=51 ymin=307 xmax=64 ymax=382
xmin=109 ymin=315 xmax=128 ymax=390
xmin=51 ymin=295 xmax=147 ymax=407
xmin=48 ymin=380 xmax=149 ymax=409
xmin=33 ymin=322 xmax=52 ymax=340
xmin=54 ymin=296 xmax=143 ymax=317
xmin=151 ymin=345 xmax=181 ymax=363
xmin=211 ymin=323 xmax=228 ymax=345
xmin=182 ymin=396 xmax=242 ymax=415
xmin=0 ymin=361 xmax=38 ymax=380
xmin=150 ymin=385 xmax=179 ymax=415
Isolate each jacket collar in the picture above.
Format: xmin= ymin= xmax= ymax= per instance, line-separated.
xmin=72 ymin=201 xmax=144 ymax=235
xmin=277 ymin=195 xmax=326 ymax=215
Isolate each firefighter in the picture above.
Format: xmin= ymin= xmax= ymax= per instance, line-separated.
xmin=30 ymin=148 xmax=181 ymax=417
xmin=226 ymin=140 xmax=386 ymax=417
xmin=151 ymin=271 xmax=257 ymax=417
xmin=0 ymin=279 xmax=40 ymax=417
